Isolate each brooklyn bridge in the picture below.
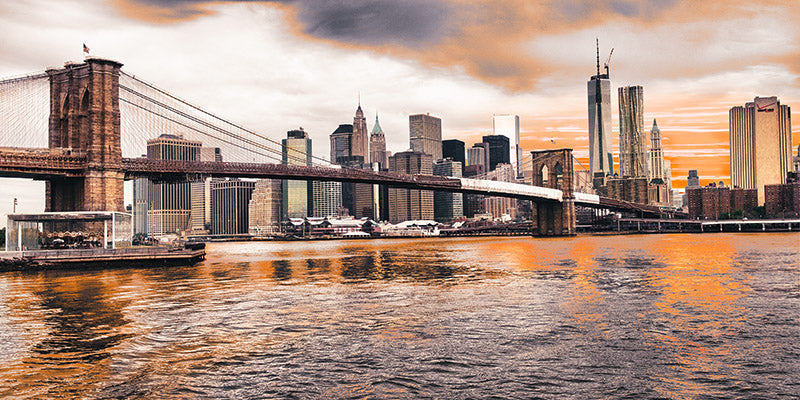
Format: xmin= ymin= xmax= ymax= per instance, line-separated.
xmin=0 ymin=57 xmax=675 ymax=236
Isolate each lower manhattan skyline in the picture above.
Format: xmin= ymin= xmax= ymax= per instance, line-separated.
xmin=0 ymin=0 xmax=798 ymax=222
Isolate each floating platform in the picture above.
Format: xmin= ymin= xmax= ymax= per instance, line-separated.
xmin=0 ymin=245 xmax=205 ymax=272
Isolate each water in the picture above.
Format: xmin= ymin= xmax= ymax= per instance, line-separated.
xmin=0 ymin=233 xmax=798 ymax=399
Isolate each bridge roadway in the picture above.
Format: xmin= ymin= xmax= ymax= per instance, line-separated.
xmin=0 ymin=148 xmax=669 ymax=215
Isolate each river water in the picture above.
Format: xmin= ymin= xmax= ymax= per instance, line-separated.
xmin=0 ymin=233 xmax=798 ymax=399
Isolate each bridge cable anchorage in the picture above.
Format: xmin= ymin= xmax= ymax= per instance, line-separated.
xmin=120 ymin=72 xmax=365 ymax=172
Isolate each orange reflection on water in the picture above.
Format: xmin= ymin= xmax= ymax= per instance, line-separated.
xmin=645 ymin=234 xmax=749 ymax=399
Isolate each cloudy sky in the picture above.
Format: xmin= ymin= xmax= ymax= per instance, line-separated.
xmin=0 ymin=0 xmax=798 ymax=222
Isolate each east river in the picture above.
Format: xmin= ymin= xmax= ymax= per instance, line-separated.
xmin=0 ymin=233 xmax=798 ymax=399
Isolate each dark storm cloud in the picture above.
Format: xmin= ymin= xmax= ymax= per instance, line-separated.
xmin=118 ymin=0 xmax=454 ymax=46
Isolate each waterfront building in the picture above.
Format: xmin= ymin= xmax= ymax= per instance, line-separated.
xmin=687 ymin=184 xmax=757 ymax=220
xmin=211 ymin=179 xmax=255 ymax=235
xmin=369 ymin=114 xmax=388 ymax=168
xmin=248 ymin=179 xmax=282 ymax=236
xmin=442 ymin=139 xmax=465 ymax=174
xmin=729 ymin=96 xmax=793 ymax=204
xmin=388 ymin=151 xmax=434 ymax=223
xmin=600 ymin=177 xmax=649 ymax=204
xmin=618 ymin=85 xmax=647 ymax=178
xmin=482 ymin=135 xmax=510 ymax=172
xmin=588 ymin=42 xmax=614 ymax=180
xmin=433 ymin=158 xmax=464 ymax=222
xmin=764 ymin=175 xmax=800 ymax=218
xmin=134 ymin=134 xmax=201 ymax=236
xmin=352 ymin=102 xmax=369 ymax=160
xmin=493 ymin=115 xmax=522 ymax=177
xmin=282 ymin=128 xmax=313 ymax=219
xmin=409 ymin=113 xmax=442 ymax=161
xmin=330 ymin=124 xmax=353 ymax=164
xmin=313 ymin=180 xmax=343 ymax=218
xmin=188 ymin=147 xmax=222 ymax=233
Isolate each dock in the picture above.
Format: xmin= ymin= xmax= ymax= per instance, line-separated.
xmin=0 ymin=245 xmax=206 ymax=272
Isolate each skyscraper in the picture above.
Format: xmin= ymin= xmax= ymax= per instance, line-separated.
xmin=687 ymin=170 xmax=700 ymax=187
xmin=313 ymin=180 xmax=342 ymax=218
xmin=134 ymin=134 xmax=200 ymax=235
xmin=211 ymin=179 xmax=255 ymax=235
xmin=618 ymin=85 xmax=647 ymax=178
xmin=433 ymin=158 xmax=463 ymax=222
xmin=467 ymin=143 xmax=489 ymax=173
xmin=248 ymin=179 xmax=282 ymax=236
xmin=588 ymin=40 xmax=614 ymax=180
xmin=352 ymin=102 xmax=369 ymax=160
xmin=648 ymin=119 xmax=665 ymax=183
xmin=409 ymin=113 xmax=442 ymax=161
xmin=442 ymin=139 xmax=465 ymax=174
xmin=493 ymin=115 xmax=521 ymax=177
xmin=330 ymin=124 xmax=353 ymax=164
xmin=282 ymin=128 xmax=313 ymax=219
xmin=369 ymin=114 xmax=388 ymax=168
xmin=482 ymin=135 xmax=510 ymax=172
xmin=388 ymin=151 xmax=434 ymax=223
xmin=729 ymin=96 xmax=793 ymax=204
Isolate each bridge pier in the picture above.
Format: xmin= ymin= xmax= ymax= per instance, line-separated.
xmin=45 ymin=57 xmax=124 ymax=212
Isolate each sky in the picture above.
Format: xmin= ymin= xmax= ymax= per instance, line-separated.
xmin=0 ymin=0 xmax=798 ymax=225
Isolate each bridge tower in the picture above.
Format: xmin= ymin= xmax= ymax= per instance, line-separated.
xmin=530 ymin=149 xmax=576 ymax=236
xmin=45 ymin=57 xmax=124 ymax=212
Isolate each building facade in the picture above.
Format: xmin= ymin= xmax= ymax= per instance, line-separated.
xmin=369 ymin=114 xmax=388 ymax=168
xmin=211 ymin=179 xmax=255 ymax=235
xmin=388 ymin=151 xmax=434 ymax=223
xmin=493 ymin=114 xmax=521 ymax=178
xmin=764 ymin=180 xmax=800 ymax=218
xmin=134 ymin=134 xmax=201 ymax=236
xmin=282 ymin=128 xmax=313 ymax=219
xmin=442 ymin=139 xmax=465 ymax=174
xmin=409 ymin=113 xmax=442 ymax=161
xmin=687 ymin=185 xmax=757 ymax=220
xmin=352 ymin=103 xmax=369 ymax=160
xmin=248 ymin=179 xmax=282 ymax=236
xmin=330 ymin=124 xmax=353 ymax=164
xmin=588 ymin=57 xmax=614 ymax=180
xmin=313 ymin=180 xmax=343 ymax=218
xmin=729 ymin=96 xmax=793 ymax=204
xmin=432 ymin=158 xmax=463 ymax=222
xmin=482 ymin=135 xmax=510 ymax=172
xmin=618 ymin=85 xmax=647 ymax=178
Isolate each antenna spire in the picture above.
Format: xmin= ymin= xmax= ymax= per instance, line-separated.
xmin=596 ymin=38 xmax=600 ymax=77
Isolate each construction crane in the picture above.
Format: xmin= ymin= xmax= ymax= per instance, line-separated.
xmin=604 ymin=48 xmax=614 ymax=76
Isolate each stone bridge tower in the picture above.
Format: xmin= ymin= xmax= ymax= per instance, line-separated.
xmin=45 ymin=57 xmax=124 ymax=212
xmin=530 ymin=148 xmax=576 ymax=235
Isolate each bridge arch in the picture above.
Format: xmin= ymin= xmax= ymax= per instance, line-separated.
xmin=530 ymin=148 xmax=575 ymax=236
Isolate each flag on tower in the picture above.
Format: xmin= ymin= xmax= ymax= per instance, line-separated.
xmin=83 ymin=43 xmax=90 ymax=54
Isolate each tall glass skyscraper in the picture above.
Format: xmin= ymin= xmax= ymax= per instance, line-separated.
xmin=618 ymin=85 xmax=647 ymax=178
xmin=409 ymin=113 xmax=442 ymax=161
xmin=282 ymin=128 xmax=313 ymax=219
xmin=587 ymin=42 xmax=614 ymax=181
xmin=492 ymin=115 xmax=521 ymax=178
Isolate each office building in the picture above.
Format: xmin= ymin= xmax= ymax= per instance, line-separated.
xmin=729 ymin=96 xmax=793 ymax=204
xmin=409 ymin=113 xmax=442 ymax=160
xmin=134 ymin=134 xmax=201 ymax=236
xmin=467 ymin=143 xmax=489 ymax=174
xmin=188 ymin=147 xmax=222 ymax=233
xmin=588 ymin=42 xmax=614 ymax=180
xmin=442 ymin=139 xmax=465 ymax=174
xmin=369 ymin=114 xmax=388 ymax=168
xmin=493 ymin=115 xmax=522 ymax=177
xmin=211 ymin=179 xmax=255 ymax=235
xmin=313 ymin=180 xmax=343 ymax=218
xmin=648 ymin=119 xmax=666 ymax=183
xmin=330 ymin=124 xmax=353 ymax=164
xmin=249 ymin=179 xmax=282 ymax=236
xmin=352 ymin=102 xmax=369 ymax=160
xmin=388 ymin=151 xmax=434 ymax=223
xmin=618 ymin=85 xmax=647 ymax=178
xmin=687 ymin=170 xmax=700 ymax=187
xmin=482 ymin=135 xmax=510 ymax=172
xmin=282 ymin=128 xmax=313 ymax=219
xmin=433 ymin=158 xmax=463 ymax=222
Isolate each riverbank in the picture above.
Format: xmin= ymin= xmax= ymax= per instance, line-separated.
xmin=0 ymin=246 xmax=205 ymax=272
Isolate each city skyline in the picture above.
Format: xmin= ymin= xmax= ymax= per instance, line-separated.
xmin=0 ymin=0 xmax=798 ymax=221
